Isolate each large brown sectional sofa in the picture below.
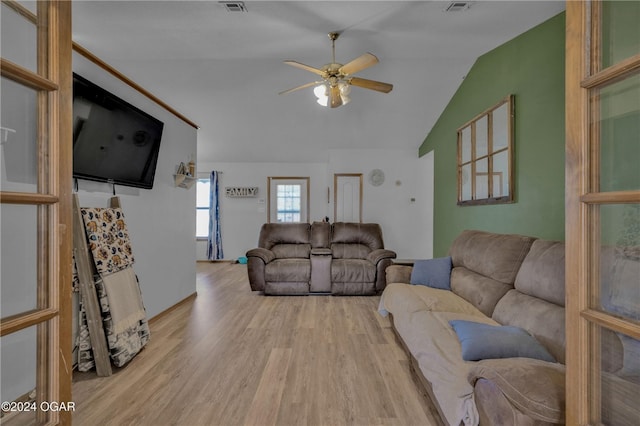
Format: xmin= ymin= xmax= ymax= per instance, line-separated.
xmin=379 ymin=229 xmax=640 ymax=425
xmin=246 ymin=222 xmax=396 ymax=295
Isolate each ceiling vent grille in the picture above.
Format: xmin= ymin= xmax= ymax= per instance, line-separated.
xmin=220 ymin=1 xmax=248 ymax=12
xmin=445 ymin=2 xmax=471 ymax=12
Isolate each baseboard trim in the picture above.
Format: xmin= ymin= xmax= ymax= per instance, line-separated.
xmin=149 ymin=292 xmax=197 ymax=325
xmin=196 ymin=259 xmax=236 ymax=263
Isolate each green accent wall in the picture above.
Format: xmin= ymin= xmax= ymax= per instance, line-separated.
xmin=419 ymin=13 xmax=566 ymax=256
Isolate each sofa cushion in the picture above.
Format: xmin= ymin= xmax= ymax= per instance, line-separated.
xmin=331 ymin=222 xmax=384 ymax=250
xmin=259 ymin=223 xmax=310 ymax=250
xmin=331 ymin=259 xmax=376 ymax=283
xmin=493 ymin=290 xmax=566 ymax=364
xmin=410 ymin=257 xmax=452 ymax=290
xmin=601 ymin=245 xmax=640 ymax=320
xmin=310 ymin=221 xmax=331 ymax=248
xmin=450 ymin=268 xmax=513 ymax=317
xmin=514 ymin=239 xmax=566 ymax=307
xmin=331 ymin=243 xmax=371 ymax=259
xmin=601 ymin=371 xmax=640 ymax=424
xmin=449 ymin=320 xmax=556 ymax=362
xmin=386 ymin=264 xmax=413 ymax=284
xmin=264 ymin=258 xmax=310 ymax=282
xmin=449 ymin=230 xmax=536 ymax=284
xmin=617 ymin=333 xmax=640 ymax=379
xmin=272 ymin=243 xmax=311 ymax=259
xmin=468 ymin=358 xmax=566 ymax=423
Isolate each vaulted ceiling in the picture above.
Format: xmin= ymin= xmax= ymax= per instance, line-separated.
xmin=71 ymin=1 xmax=565 ymax=163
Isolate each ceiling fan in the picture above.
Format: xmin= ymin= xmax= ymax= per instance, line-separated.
xmin=279 ymin=32 xmax=393 ymax=108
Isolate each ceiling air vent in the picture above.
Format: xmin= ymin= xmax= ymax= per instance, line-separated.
xmin=445 ymin=2 xmax=471 ymax=12
xmin=220 ymin=1 xmax=248 ymax=12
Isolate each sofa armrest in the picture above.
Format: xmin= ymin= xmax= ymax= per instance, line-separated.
xmin=246 ymin=247 xmax=275 ymax=264
xmin=386 ymin=264 xmax=413 ymax=284
xmin=368 ymin=249 xmax=397 ymax=264
xmin=246 ymin=248 xmax=275 ymax=292
xmin=468 ymin=358 xmax=565 ymax=424
xmin=368 ymin=250 xmax=396 ymax=293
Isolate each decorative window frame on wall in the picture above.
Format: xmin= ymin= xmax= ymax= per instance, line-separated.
xmin=457 ymin=95 xmax=515 ymax=206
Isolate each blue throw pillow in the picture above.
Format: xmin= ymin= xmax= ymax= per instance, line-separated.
xmin=449 ymin=320 xmax=556 ymax=363
xmin=410 ymin=256 xmax=452 ymax=290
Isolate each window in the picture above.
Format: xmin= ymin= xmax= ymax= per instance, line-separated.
xmin=196 ymin=178 xmax=210 ymax=238
xmin=276 ymin=184 xmax=301 ymax=222
xmin=457 ymin=95 xmax=514 ymax=205
xmin=267 ymin=177 xmax=310 ymax=223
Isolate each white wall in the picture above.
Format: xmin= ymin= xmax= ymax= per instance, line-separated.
xmin=73 ymin=52 xmax=198 ymax=319
xmin=195 ymin=162 xmax=328 ymax=260
xmin=197 ymin=148 xmax=433 ymax=261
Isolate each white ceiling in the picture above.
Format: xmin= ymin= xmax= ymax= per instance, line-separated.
xmin=71 ymin=1 xmax=566 ymax=163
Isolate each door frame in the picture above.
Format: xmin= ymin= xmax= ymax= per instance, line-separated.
xmin=565 ymin=1 xmax=640 ymax=423
xmin=0 ymin=1 xmax=73 ymax=424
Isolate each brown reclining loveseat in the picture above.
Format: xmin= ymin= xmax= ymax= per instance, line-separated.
xmin=246 ymin=222 xmax=396 ymax=295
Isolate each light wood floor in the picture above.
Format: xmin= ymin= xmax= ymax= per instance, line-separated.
xmin=72 ymin=262 xmax=442 ymax=426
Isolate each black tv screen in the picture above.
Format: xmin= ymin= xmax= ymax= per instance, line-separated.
xmin=72 ymin=73 xmax=164 ymax=189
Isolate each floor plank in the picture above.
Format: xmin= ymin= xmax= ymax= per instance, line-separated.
xmin=72 ymin=262 xmax=441 ymax=426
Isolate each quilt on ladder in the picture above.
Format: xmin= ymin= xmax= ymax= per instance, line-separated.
xmin=74 ymin=207 xmax=150 ymax=371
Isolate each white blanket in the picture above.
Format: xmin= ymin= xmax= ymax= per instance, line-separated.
xmin=101 ymin=266 xmax=146 ymax=335
xmin=379 ymin=283 xmax=496 ymax=426
xmin=379 ymin=283 xmax=486 ymax=318
xmin=396 ymin=310 xmax=498 ymax=426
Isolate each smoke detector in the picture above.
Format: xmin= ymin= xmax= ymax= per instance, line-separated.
xmin=220 ymin=1 xmax=248 ymax=12
xmin=445 ymin=2 xmax=471 ymax=12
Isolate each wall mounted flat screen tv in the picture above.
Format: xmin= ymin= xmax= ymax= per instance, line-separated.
xmin=72 ymin=73 xmax=164 ymax=189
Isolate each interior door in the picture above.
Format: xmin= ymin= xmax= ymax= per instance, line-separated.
xmin=334 ymin=173 xmax=362 ymax=222
xmin=565 ymin=1 xmax=640 ymax=424
xmin=267 ymin=177 xmax=310 ymax=223
xmin=0 ymin=1 xmax=72 ymax=425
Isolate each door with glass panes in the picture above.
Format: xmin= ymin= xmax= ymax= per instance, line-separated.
xmin=1 ymin=1 xmax=73 ymax=425
xmin=565 ymin=1 xmax=640 ymax=424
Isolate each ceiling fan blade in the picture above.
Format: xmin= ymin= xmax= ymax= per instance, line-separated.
xmin=329 ymin=85 xmax=343 ymax=108
xmin=283 ymin=60 xmax=325 ymax=76
xmin=349 ymin=77 xmax=393 ymax=93
xmin=278 ymin=81 xmax=322 ymax=95
xmin=339 ymin=53 xmax=379 ymax=76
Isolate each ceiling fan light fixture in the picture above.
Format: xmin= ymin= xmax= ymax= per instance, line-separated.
xmin=280 ymin=32 xmax=392 ymax=108
xmin=314 ymin=83 xmax=328 ymax=98
xmin=339 ymin=81 xmax=351 ymax=95
xmin=314 ymin=83 xmax=329 ymax=106
xmin=314 ymin=82 xmax=351 ymax=108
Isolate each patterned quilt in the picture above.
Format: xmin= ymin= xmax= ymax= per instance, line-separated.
xmin=80 ymin=207 xmax=135 ymax=274
xmin=74 ymin=206 xmax=150 ymax=372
